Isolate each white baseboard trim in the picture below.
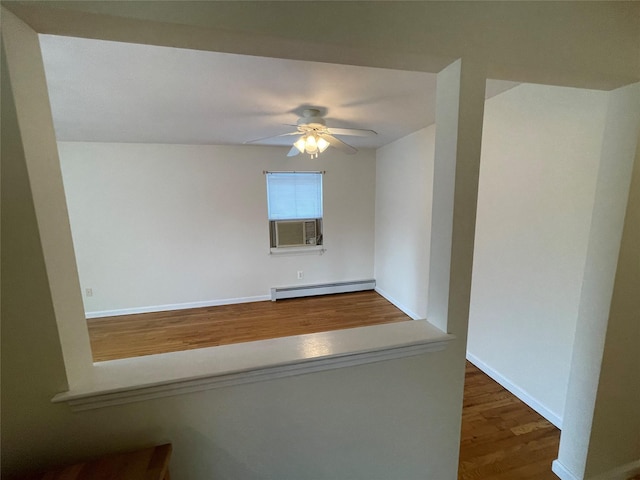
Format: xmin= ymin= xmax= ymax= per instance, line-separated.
xmin=552 ymin=460 xmax=579 ymax=480
xmin=466 ymin=352 xmax=563 ymax=429
xmin=85 ymin=295 xmax=272 ymax=319
xmin=374 ymin=287 xmax=422 ymax=320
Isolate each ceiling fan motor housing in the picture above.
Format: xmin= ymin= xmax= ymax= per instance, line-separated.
xmin=298 ymin=109 xmax=326 ymax=130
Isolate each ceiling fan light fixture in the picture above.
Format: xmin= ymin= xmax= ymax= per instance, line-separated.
xmin=294 ymin=136 xmax=306 ymax=153
xmin=294 ymin=133 xmax=326 ymax=158
xmin=246 ymin=108 xmax=372 ymax=158
xmin=317 ymin=136 xmax=330 ymax=153
xmin=305 ymin=134 xmax=318 ymax=154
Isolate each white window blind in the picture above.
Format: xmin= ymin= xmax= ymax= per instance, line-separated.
xmin=266 ymin=172 xmax=323 ymax=220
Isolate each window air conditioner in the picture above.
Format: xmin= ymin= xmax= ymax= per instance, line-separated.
xmin=275 ymin=220 xmax=317 ymax=247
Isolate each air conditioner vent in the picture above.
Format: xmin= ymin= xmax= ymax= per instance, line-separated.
xmin=275 ymin=220 xmax=318 ymax=247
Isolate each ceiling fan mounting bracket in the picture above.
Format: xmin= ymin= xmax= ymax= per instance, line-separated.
xmin=298 ymin=109 xmax=326 ymax=128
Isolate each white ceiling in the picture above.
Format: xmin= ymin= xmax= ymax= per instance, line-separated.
xmin=39 ymin=34 xmax=517 ymax=150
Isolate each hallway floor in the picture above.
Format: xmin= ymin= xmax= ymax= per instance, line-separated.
xmin=459 ymin=361 xmax=561 ymax=479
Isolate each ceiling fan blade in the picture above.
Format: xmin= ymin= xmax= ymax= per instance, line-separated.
xmin=319 ymin=134 xmax=357 ymax=155
xmin=287 ymin=145 xmax=301 ymax=157
xmin=244 ymin=131 xmax=300 ymax=144
xmin=327 ymin=127 xmax=377 ymax=137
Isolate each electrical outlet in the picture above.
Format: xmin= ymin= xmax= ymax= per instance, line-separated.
xmin=297 ymin=271 xmax=304 ymax=280
xmin=85 ymin=288 xmax=93 ymax=297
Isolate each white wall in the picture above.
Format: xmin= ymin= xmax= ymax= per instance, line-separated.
xmin=58 ymin=142 xmax=376 ymax=315
xmin=584 ymin=84 xmax=640 ymax=480
xmin=555 ymin=82 xmax=640 ymax=480
xmin=374 ymin=125 xmax=435 ymax=319
xmin=467 ymin=84 xmax=609 ymax=426
xmin=3 ymin=4 xmax=639 ymax=480
xmin=2 ymin=29 xmax=469 ymax=478
xmin=585 ymin=139 xmax=640 ymax=480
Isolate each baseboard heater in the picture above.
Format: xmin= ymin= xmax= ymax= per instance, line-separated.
xmin=271 ymin=279 xmax=376 ymax=301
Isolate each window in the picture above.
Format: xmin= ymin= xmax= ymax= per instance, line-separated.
xmin=266 ymin=171 xmax=323 ymax=248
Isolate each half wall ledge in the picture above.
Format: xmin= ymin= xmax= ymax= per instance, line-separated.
xmin=52 ymin=320 xmax=454 ymax=411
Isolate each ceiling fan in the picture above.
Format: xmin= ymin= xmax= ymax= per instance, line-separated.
xmin=246 ymin=108 xmax=377 ymax=158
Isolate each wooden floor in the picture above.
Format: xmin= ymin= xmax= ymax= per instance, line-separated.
xmin=459 ymin=361 xmax=560 ymax=480
xmin=87 ymin=291 xmax=410 ymax=362
xmin=88 ymin=292 xmax=564 ymax=479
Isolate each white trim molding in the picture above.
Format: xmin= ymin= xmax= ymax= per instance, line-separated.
xmin=466 ymin=352 xmax=563 ymax=429
xmin=85 ymin=295 xmax=271 ymax=319
xmin=53 ymin=320 xmax=454 ymax=411
xmin=552 ymin=460 xmax=579 ymax=480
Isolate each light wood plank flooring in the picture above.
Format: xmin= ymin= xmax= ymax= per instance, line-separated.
xmin=87 ymin=290 xmax=410 ymax=362
xmin=459 ymin=361 xmax=560 ymax=479
xmin=88 ymin=292 xmax=564 ymax=479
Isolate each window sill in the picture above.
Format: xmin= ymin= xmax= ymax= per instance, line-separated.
xmin=52 ymin=320 xmax=454 ymax=411
xmin=269 ymin=245 xmax=325 ymax=255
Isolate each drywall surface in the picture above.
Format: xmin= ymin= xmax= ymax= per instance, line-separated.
xmin=4 ymin=132 xmax=462 ymax=477
xmin=556 ymin=83 xmax=640 ymax=480
xmin=57 ymin=142 xmax=375 ymax=315
xmin=2 ymin=162 xmax=462 ymax=480
xmin=8 ymin=2 xmax=639 ymax=89
xmin=583 ymin=84 xmax=640 ymax=479
xmin=374 ymin=125 xmax=435 ymax=319
xmin=1 ymin=26 xmax=466 ymax=477
xmin=4 ymin=2 xmax=638 ymax=479
xmin=1 ymin=6 xmax=95 ymax=384
xmin=467 ymin=84 xmax=609 ymax=425
xmin=585 ymin=85 xmax=640 ymax=479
